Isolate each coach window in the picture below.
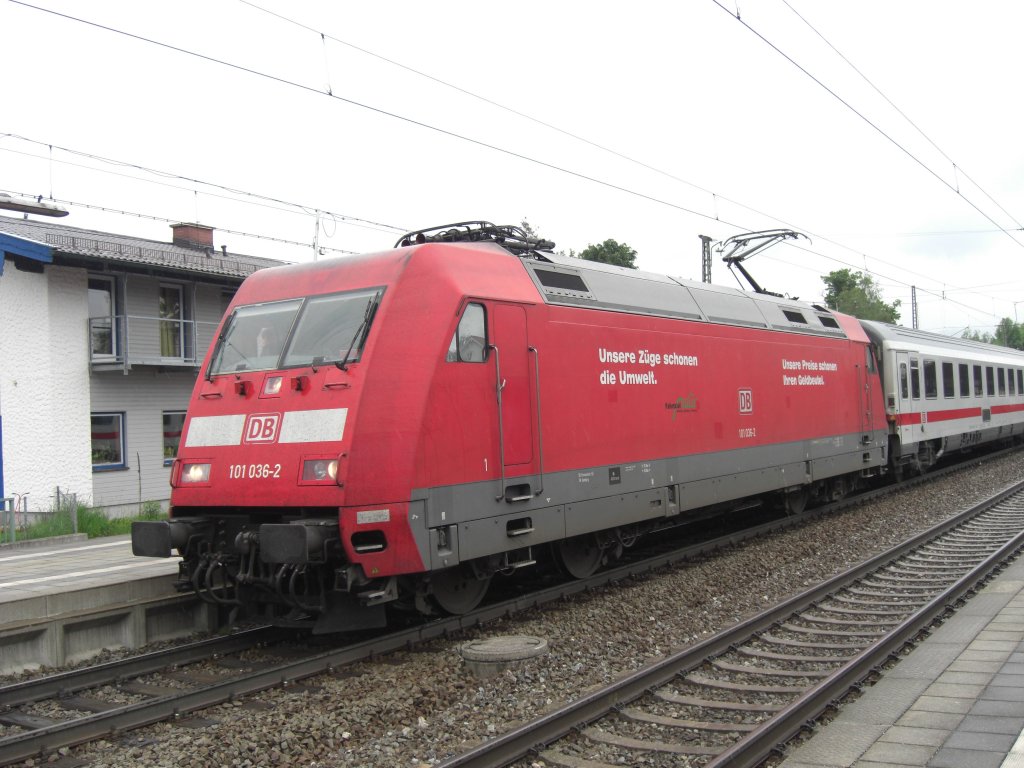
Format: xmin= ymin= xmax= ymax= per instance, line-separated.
xmin=959 ymin=364 xmax=970 ymax=398
xmin=923 ymin=360 xmax=937 ymax=399
xmin=1010 ymin=370 xmax=1016 ymax=396
xmin=447 ymin=303 xmax=487 ymax=363
xmin=942 ymin=362 xmax=955 ymax=398
xmin=163 ymin=411 xmax=185 ymax=466
xmin=910 ymin=359 xmax=921 ymax=399
xmin=973 ymin=365 xmax=983 ymax=397
xmin=899 ymin=363 xmax=909 ymax=399
xmin=91 ymin=413 xmax=126 ymax=471
xmin=1018 ymin=370 xmax=1023 ymax=394
xmin=986 ymin=367 xmax=995 ymax=396
xmin=998 ymin=368 xmax=1007 ymax=396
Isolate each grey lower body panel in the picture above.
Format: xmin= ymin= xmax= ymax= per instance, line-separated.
xmin=412 ymin=431 xmax=887 ymax=569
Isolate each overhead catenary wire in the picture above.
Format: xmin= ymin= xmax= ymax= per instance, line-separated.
xmin=0 ymin=135 xmax=405 ymax=235
xmin=777 ymin=0 xmax=1024 ymax=233
xmin=232 ymin=0 xmax=1020 ymax=315
xmin=709 ymin=0 xmax=1024 ymax=252
xmin=0 ymin=187 xmax=360 ymax=256
xmin=234 ymin=0 xmax=985 ymax=296
xmin=5 ymin=1 xmax=1019 ymax=329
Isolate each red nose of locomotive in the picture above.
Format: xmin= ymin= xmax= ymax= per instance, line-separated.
xmin=133 ymin=284 xmax=391 ymax=630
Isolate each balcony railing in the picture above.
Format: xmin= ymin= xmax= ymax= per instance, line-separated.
xmin=89 ymin=315 xmax=220 ymax=370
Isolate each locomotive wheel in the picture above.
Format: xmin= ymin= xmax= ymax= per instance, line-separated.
xmin=430 ymin=565 xmax=491 ymax=615
xmin=554 ymin=534 xmax=603 ymax=579
xmin=782 ymin=488 xmax=809 ymax=516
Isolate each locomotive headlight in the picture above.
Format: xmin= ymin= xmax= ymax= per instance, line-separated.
xmin=182 ymin=462 xmax=211 ymax=484
xmin=264 ymin=376 xmax=284 ymax=396
xmin=302 ymin=458 xmax=339 ymax=483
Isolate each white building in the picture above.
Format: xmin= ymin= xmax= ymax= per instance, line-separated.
xmin=0 ymin=214 xmax=281 ymax=515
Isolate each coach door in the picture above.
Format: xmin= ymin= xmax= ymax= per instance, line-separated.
xmin=895 ymin=350 xmax=918 ymax=444
xmin=491 ymin=304 xmax=537 ymax=501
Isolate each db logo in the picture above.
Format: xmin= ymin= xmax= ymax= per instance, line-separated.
xmin=738 ymin=389 xmax=753 ymax=414
xmin=244 ymin=413 xmax=281 ymax=443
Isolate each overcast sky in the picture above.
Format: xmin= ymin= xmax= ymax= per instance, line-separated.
xmin=3 ymin=0 xmax=1023 ymax=335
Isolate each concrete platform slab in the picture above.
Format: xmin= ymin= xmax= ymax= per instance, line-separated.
xmin=0 ymin=535 xmax=214 ymax=673
xmin=779 ymin=556 xmax=1024 ymax=768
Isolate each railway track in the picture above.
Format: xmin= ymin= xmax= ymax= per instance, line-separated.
xmin=0 ymin=505 xmax=806 ymax=768
xmin=0 ymin=454 xmax=1015 ymax=767
xmin=439 ymin=478 xmax=1024 ymax=768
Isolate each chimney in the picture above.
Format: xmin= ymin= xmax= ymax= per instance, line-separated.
xmin=170 ymin=222 xmax=214 ymax=250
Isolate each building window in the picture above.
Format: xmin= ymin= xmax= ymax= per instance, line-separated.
xmin=88 ymin=276 xmax=117 ymax=357
xmin=159 ymin=284 xmax=185 ymax=358
xmin=91 ymin=413 xmax=126 ymax=470
xmin=163 ymin=411 xmax=186 ymax=466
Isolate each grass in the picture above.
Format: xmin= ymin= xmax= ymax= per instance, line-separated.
xmin=4 ymin=501 xmax=165 ymax=542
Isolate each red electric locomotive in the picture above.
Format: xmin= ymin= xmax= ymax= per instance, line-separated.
xmin=132 ymin=222 xmax=896 ymax=631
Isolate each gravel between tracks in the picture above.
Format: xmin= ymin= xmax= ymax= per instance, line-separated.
xmin=16 ymin=455 xmax=1024 ymax=768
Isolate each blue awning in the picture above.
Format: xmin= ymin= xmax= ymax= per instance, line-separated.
xmin=0 ymin=233 xmax=53 ymax=276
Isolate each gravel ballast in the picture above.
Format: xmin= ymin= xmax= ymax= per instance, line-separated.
xmin=14 ymin=454 xmax=1024 ymax=768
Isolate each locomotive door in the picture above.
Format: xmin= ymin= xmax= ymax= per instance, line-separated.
xmin=491 ymin=304 xmax=535 ymax=494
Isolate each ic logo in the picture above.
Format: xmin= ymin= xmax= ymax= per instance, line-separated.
xmin=244 ymin=413 xmax=281 ymax=443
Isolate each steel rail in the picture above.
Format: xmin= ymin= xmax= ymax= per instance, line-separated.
xmin=0 ymin=627 xmax=278 ymax=709
xmin=0 ymin=448 xmax=1015 ymax=766
xmin=435 ymin=477 xmax=1024 ymax=768
xmin=0 ymin=483 xmax=862 ymax=767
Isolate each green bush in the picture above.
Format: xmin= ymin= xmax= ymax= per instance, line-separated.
xmin=15 ymin=502 xmax=167 ymax=541
xmin=19 ymin=511 xmax=75 ymax=540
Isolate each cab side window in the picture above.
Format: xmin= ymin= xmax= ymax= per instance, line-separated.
xmin=446 ymin=303 xmax=487 ymax=363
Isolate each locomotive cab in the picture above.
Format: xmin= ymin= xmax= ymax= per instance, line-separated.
xmin=132 ymin=279 xmax=396 ymax=629
xmin=132 ymin=224 xmax=553 ymax=632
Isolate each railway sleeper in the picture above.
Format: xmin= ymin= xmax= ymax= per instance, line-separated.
xmin=685 ymin=672 xmax=806 ymax=695
xmin=583 ymin=727 xmax=723 ymax=756
xmin=712 ymin=659 xmax=832 ymax=678
xmin=656 ymin=689 xmax=783 ymax=713
xmin=620 ymin=708 xmax=758 ymax=733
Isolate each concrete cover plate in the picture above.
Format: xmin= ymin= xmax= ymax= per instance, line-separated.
xmin=460 ymin=635 xmax=549 ymax=662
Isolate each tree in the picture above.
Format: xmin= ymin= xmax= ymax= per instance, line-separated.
xmin=993 ymin=317 xmax=1024 ymax=349
xmin=821 ymin=269 xmax=900 ymax=323
xmin=964 ymin=328 xmax=993 ymax=344
xmin=579 ymin=239 xmax=638 ymax=269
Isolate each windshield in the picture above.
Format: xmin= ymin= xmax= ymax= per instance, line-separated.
xmin=208 ymin=289 xmax=381 ymax=375
xmin=282 ymin=289 xmax=379 ymax=368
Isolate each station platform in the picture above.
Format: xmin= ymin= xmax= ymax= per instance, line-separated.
xmin=781 ymin=554 xmax=1024 ymax=768
xmin=0 ymin=534 xmax=214 ymax=673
